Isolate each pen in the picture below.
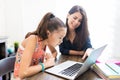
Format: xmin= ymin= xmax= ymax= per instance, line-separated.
xmin=105 ymin=63 xmax=119 ymax=74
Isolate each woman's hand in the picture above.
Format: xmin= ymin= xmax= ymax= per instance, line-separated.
xmin=82 ymin=48 xmax=94 ymax=60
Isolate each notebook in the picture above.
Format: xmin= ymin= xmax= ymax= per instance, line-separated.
xmin=91 ymin=62 xmax=120 ymax=80
xmin=45 ymin=44 xmax=107 ymax=80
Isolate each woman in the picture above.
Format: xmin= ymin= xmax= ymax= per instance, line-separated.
xmin=14 ymin=12 xmax=67 ymax=79
xmin=59 ymin=5 xmax=93 ymax=60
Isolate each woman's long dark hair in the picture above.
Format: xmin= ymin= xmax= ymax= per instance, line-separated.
xmin=25 ymin=12 xmax=66 ymax=40
xmin=66 ymin=5 xmax=89 ymax=50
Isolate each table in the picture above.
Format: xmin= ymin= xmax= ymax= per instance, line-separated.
xmin=26 ymin=54 xmax=102 ymax=80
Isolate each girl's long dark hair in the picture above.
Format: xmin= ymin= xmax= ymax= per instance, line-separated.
xmin=66 ymin=5 xmax=89 ymax=50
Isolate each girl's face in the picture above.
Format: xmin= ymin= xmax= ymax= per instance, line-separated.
xmin=67 ymin=12 xmax=83 ymax=30
xmin=47 ymin=27 xmax=67 ymax=47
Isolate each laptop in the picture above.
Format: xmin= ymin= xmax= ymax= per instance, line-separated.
xmin=45 ymin=44 xmax=107 ymax=80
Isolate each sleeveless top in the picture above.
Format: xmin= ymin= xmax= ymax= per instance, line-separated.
xmin=14 ymin=37 xmax=46 ymax=78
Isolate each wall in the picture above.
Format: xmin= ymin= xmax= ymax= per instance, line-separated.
xmin=0 ymin=0 xmax=23 ymax=44
xmin=0 ymin=0 xmax=5 ymax=36
xmin=113 ymin=0 xmax=120 ymax=58
xmin=0 ymin=0 xmax=120 ymax=60
xmin=22 ymin=0 xmax=56 ymax=38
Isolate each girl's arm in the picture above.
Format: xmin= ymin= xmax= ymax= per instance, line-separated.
xmin=19 ymin=35 xmax=43 ymax=78
xmin=19 ymin=35 xmax=55 ymax=79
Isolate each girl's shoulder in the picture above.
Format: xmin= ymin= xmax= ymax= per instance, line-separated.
xmin=27 ymin=35 xmax=39 ymax=41
xmin=28 ymin=35 xmax=37 ymax=39
xmin=22 ymin=35 xmax=39 ymax=46
xmin=29 ymin=35 xmax=42 ymax=40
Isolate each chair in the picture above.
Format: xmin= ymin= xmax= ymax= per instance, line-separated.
xmin=0 ymin=56 xmax=16 ymax=80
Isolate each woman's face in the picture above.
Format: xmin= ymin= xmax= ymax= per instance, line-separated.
xmin=67 ymin=12 xmax=83 ymax=30
xmin=47 ymin=27 xmax=67 ymax=47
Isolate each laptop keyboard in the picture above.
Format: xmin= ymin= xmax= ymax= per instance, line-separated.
xmin=59 ymin=63 xmax=82 ymax=76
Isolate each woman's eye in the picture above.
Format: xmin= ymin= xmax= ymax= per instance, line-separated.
xmin=78 ymin=19 xmax=82 ymax=22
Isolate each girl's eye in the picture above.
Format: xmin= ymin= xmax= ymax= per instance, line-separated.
xmin=73 ymin=17 xmax=77 ymax=20
xmin=59 ymin=37 xmax=62 ymax=39
xmin=59 ymin=37 xmax=63 ymax=40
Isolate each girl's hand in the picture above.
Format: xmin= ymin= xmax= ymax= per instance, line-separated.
xmin=82 ymin=48 xmax=94 ymax=60
xmin=44 ymin=51 xmax=55 ymax=68
xmin=45 ymin=52 xmax=53 ymax=59
xmin=44 ymin=56 xmax=55 ymax=68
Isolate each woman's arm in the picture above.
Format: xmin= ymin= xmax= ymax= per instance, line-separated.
xmin=81 ymin=37 xmax=93 ymax=60
xmin=82 ymin=48 xmax=94 ymax=60
xmin=69 ymin=50 xmax=84 ymax=55
xmin=59 ymin=41 xmax=85 ymax=55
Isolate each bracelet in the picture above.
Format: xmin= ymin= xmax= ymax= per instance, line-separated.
xmin=39 ymin=62 xmax=45 ymax=72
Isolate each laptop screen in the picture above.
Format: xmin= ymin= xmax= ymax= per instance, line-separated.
xmin=76 ymin=44 xmax=107 ymax=76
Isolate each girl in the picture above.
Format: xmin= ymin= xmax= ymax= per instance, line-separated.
xmin=14 ymin=12 xmax=67 ymax=79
